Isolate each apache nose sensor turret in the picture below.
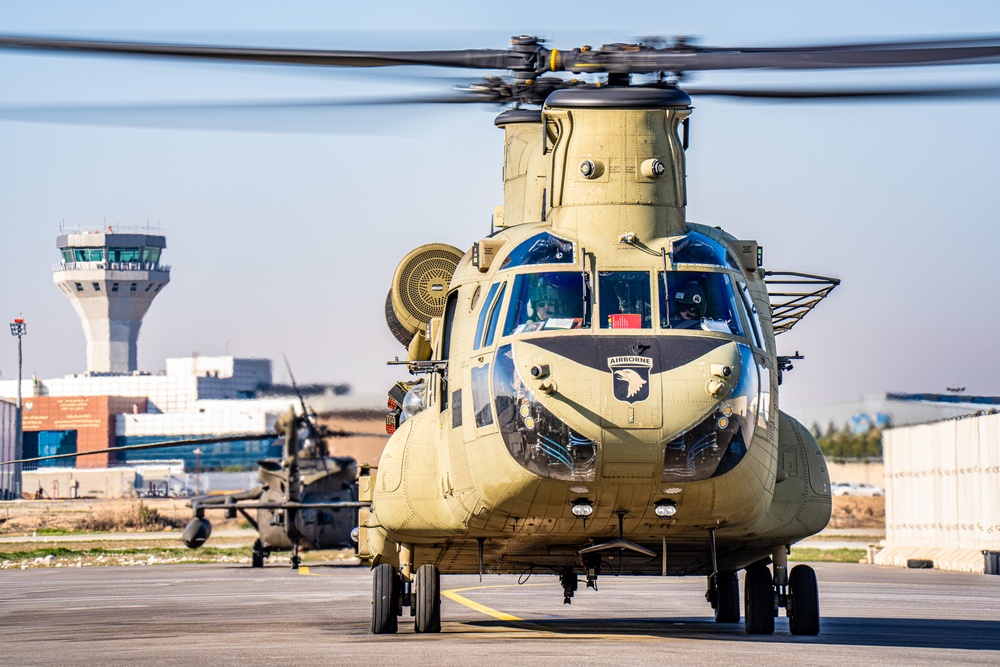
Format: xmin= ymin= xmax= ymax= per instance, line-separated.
xmin=53 ymin=227 xmax=170 ymax=373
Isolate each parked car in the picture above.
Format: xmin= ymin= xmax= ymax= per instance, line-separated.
xmin=831 ymin=482 xmax=884 ymax=497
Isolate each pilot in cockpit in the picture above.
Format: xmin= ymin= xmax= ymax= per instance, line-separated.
xmin=529 ymin=285 xmax=563 ymax=322
xmin=671 ymin=282 xmax=707 ymax=329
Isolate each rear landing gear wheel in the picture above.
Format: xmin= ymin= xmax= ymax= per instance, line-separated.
xmin=290 ymin=546 xmax=301 ymax=570
xmin=251 ymin=539 xmax=265 ymax=568
xmin=714 ymin=571 xmax=740 ymax=623
xmin=788 ymin=564 xmax=820 ymax=635
xmin=744 ymin=563 xmax=775 ymax=635
xmin=414 ymin=564 xmax=441 ymax=633
xmin=372 ymin=563 xmax=400 ymax=634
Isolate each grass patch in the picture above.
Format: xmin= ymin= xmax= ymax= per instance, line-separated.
xmin=791 ymin=547 xmax=866 ymax=563
xmin=0 ymin=545 xmax=251 ymax=563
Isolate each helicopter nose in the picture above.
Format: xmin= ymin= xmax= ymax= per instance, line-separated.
xmin=182 ymin=517 xmax=212 ymax=549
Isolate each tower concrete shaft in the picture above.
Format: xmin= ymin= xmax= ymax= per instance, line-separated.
xmin=53 ymin=229 xmax=170 ymax=374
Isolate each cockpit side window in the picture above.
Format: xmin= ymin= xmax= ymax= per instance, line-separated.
xmin=499 ymin=232 xmax=574 ymax=270
xmin=599 ymin=271 xmax=652 ymax=329
xmin=473 ymin=283 xmax=501 ymax=351
xmin=736 ymin=280 xmax=766 ymax=350
xmin=483 ymin=283 xmax=506 ymax=348
xmin=658 ymin=271 xmax=746 ymax=336
xmin=503 ymin=272 xmax=589 ymax=336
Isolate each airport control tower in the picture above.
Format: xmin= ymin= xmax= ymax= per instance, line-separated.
xmin=53 ymin=227 xmax=170 ymax=374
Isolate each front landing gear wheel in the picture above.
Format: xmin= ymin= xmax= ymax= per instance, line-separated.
xmin=714 ymin=571 xmax=740 ymax=623
xmin=788 ymin=564 xmax=820 ymax=635
xmin=414 ymin=564 xmax=441 ymax=633
xmin=372 ymin=563 xmax=400 ymax=634
xmin=744 ymin=563 xmax=775 ymax=635
xmin=251 ymin=539 xmax=265 ymax=568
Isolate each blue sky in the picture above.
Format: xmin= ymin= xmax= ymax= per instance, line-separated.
xmin=1 ymin=1 xmax=999 ymax=408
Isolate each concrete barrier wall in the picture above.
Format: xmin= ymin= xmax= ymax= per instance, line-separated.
xmin=878 ymin=412 xmax=1000 ymax=572
xmin=827 ymin=460 xmax=884 ymax=486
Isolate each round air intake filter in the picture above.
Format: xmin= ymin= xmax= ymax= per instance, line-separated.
xmin=389 ymin=243 xmax=464 ymax=339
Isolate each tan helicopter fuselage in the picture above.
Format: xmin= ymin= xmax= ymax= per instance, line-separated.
xmin=363 ymin=88 xmax=830 ymax=577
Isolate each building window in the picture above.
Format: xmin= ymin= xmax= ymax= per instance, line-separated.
xmin=111 ymin=283 xmax=119 ymax=292
xmin=144 ymin=283 xmax=153 ymax=292
xmin=130 ymin=283 xmax=138 ymax=292
xmin=75 ymin=282 xmax=84 ymax=292
xmin=92 ymin=282 xmax=101 ymax=291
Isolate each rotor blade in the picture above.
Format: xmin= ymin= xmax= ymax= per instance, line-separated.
xmin=556 ymin=36 xmax=1000 ymax=73
xmin=683 ymin=83 xmax=1000 ymax=101
xmin=0 ymin=93 xmax=498 ymax=132
xmin=0 ymin=433 xmax=275 ymax=466
xmin=0 ymin=428 xmax=385 ymax=466
xmin=0 ymin=34 xmax=518 ymax=70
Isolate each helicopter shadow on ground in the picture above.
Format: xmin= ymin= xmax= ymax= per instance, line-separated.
xmin=462 ymin=616 xmax=1000 ymax=651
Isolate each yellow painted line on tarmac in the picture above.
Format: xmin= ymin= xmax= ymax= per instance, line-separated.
xmin=442 ymin=583 xmax=541 ymax=622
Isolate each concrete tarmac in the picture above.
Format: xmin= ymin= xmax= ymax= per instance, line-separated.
xmin=1 ymin=562 xmax=997 ymax=666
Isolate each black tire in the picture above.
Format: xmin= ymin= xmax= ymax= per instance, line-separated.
xmin=372 ymin=563 xmax=400 ymax=634
xmin=251 ymin=539 xmax=264 ymax=569
xmin=744 ymin=563 xmax=775 ymax=635
xmin=414 ymin=564 xmax=442 ymax=633
xmin=715 ymin=571 xmax=740 ymax=623
xmin=788 ymin=564 xmax=820 ymax=636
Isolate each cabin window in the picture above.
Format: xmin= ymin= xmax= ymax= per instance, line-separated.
xmin=499 ymin=232 xmax=574 ymax=270
xmin=440 ymin=291 xmax=459 ymax=361
xmin=671 ymin=231 xmax=741 ymax=270
xmin=503 ymin=271 xmax=589 ymax=336
xmin=471 ymin=364 xmax=493 ymax=427
xmin=598 ymin=271 xmax=652 ymax=329
xmin=658 ymin=271 xmax=745 ymax=336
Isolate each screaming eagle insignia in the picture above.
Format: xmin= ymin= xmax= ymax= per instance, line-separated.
xmin=608 ymin=355 xmax=654 ymax=404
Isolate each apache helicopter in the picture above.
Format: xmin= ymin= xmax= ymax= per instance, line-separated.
xmin=2 ymin=401 xmax=370 ymax=569
xmin=3 ymin=31 xmax=1000 ymax=637
xmin=181 ymin=405 xmax=366 ymax=569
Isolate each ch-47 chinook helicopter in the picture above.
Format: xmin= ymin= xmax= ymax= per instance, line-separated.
xmin=2 ymin=30 xmax=1000 ymax=637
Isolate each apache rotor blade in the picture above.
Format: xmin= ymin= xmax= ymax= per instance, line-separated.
xmin=0 ymin=428 xmax=384 ymax=466
xmin=0 ymin=34 xmax=519 ymax=70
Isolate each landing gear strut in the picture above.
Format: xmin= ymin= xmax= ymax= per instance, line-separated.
xmin=742 ymin=547 xmax=821 ymax=636
xmin=251 ymin=538 xmax=266 ymax=568
xmin=290 ymin=544 xmax=301 ymax=570
xmin=560 ymin=566 xmax=578 ymax=604
xmin=370 ymin=545 xmax=443 ymax=635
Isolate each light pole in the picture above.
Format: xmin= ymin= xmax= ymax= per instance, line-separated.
xmin=8 ymin=317 xmax=26 ymax=500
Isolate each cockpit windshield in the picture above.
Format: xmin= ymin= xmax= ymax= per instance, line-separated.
xmin=671 ymin=231 xmax=742 ymax=271
xmin=503 ymin=271 xmax=590 ymax=335
xmin=599 ymin=271 xmax=652 ymax=329
xmin=658 ymin=271 xmax=746 ymax=336
xmin=500 ymin=232 xmax=575 ymax=270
